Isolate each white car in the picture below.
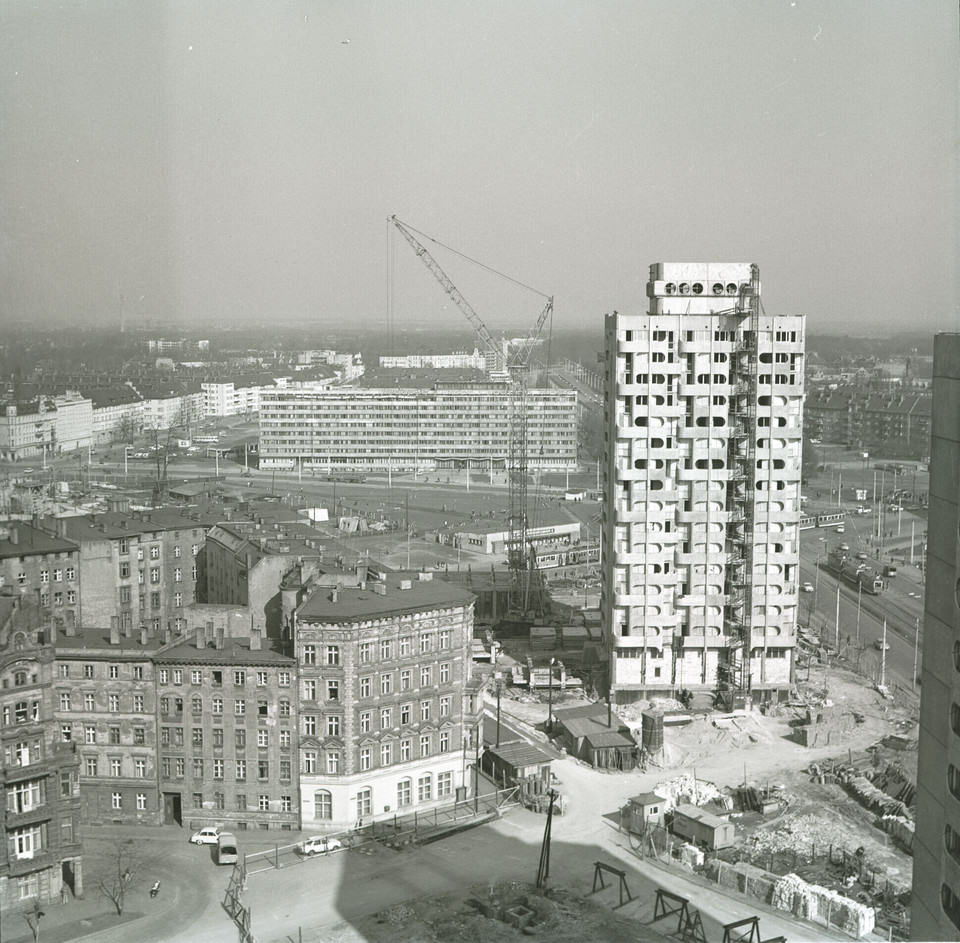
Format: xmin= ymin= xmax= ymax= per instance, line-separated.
xmin=801 ymin=582 xmax=814 ymax=593
xmin=190 ymin=827 xmax=221 ymax=845
xmin=874 ymin=639 xmax=891 ymax=651
xmin=297 ymin=836 xmax=343 ymax=857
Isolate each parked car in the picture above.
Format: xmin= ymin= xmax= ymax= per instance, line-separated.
xmin=889 ymin=504 xmax=903 ymax=511
xmin=297 ymin=836 xmax=343 ymax=857
xmin=874 ymin=639 xmax=891 ymax=651
xmin=835 ymin=525 xmax=845 ymax=534
xmin=838 ymin=544 xmax=850 ymax=553
xmin=190 ymin=827 xmax=221 ymax=845
xmin=855 ymin=551 xmax=868 ymax=560
xmin=802 ymin=582 xmax=814 ymax=593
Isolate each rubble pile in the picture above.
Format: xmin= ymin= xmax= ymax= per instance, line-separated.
xmin=771 ymin=873 xmax=875 ymax=937
xmin=846 ymin=776 xmax=912 ymax=818
xmin=653 ymin=773 xmax=723 ymax=810
xmin=740 ymin=814 xmax=837 ymax=859
xmin=879 ymin=814 xmax=915 ymax=853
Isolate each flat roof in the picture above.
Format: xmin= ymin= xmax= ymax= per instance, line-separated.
xmin=485 ymin=739 xmax=554 ymax=768
xmin=298 ymin=571 xmax=474 ymax=623
xmin=154 ymin=636 xmax=294 ymax=666
xmin=56 ymin=624 xmax=166 ymax=654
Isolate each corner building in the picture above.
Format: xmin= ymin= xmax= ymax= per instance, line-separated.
xmin=912 ymin=334 xmax=960 ymax=940
xmin=601 ymin=263 xmax=803 ymax=702
xmin=295 ymin=569 xmax=476 ymax=829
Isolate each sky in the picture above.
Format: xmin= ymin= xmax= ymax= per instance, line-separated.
xmin=0 ymin=0 xmax=957 ymax=336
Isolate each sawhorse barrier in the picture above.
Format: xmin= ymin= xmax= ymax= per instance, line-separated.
xmin=589 ymin=861 xmax=635 ymax=910
xmin=651 ymin=888 xmax=706 ymax=943
xmin=722 ymin=916 xmax=761 ymax=943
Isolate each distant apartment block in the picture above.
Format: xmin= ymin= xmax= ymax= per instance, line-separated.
xmin=294 ymin=567 xmax=477 ymax=829
xmin=601 ymin=263 xmax=803 ymax=702
xmin=379 ymin=348 xmax=487 ymax=371
xmin=0 ymin=400 xmax=56 ymax=463
xmin=259 ymin=385 xmax=577 ymax=472
xmin=293 ymin=350 xmax=364 ymax=381
xmin=144 ymin=338 xmax=210 ymax=354
xmin=804 ymin=387 xmax=931 ymax=459
xmin=201 ymin=379 xmax=267 ymax=417
xmin=51 ymin=393 xmax=93 ymax=453
xmin=911 ymin=334 xmax=960 ymax=940
xmin=89 ymin=386 xmax=144 ymax=444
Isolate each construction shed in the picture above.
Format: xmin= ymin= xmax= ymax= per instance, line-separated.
xmin=481 ymin=739 xmax=553 ymax=793
xmin=623 ymin=792 xmax=667 ymax=833
xmin=669 ymin=803 xmax=735 ymax=851
xmin=552 ymin=702 xmax=637 ymax=770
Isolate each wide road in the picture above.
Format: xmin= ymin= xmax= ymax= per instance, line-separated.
xmin=798 ymin=529 xmax=923 ymax=689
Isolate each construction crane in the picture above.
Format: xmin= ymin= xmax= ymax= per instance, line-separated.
xmin=388 ymin=216 xmax=553 ymax=613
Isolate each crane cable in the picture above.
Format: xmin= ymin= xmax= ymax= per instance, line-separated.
xmin=391 ymin=217 xmax=551 ymax=300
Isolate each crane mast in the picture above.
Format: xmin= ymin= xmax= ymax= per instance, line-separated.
xmin=388 ymin=216 xmax=553 ymax=615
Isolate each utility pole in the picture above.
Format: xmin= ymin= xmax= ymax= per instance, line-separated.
xmin=880 ymin=619 xmax=887 ymax=688
xmin=837 ymin=470 xmax=842 ymax=507
xmin=855 ymin=582 xmax=862 ymax=647
xmin=910 ymin=520 xmax=916 ymax=565
xmin=913 ymin=617 xmax=920 ymax=692
xmin=834 ymin=580 xmax=841 ymax=653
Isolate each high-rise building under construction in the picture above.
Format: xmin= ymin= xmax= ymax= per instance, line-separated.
xmin=600 ymin=263 xmax=804 ymax=703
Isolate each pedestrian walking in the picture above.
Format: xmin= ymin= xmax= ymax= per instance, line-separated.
xmin=60 ymin=885 xmax=69 ymax=904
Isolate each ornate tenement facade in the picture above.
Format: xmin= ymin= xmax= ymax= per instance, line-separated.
xmin=295 ymin=568 xmax=476 ymax=829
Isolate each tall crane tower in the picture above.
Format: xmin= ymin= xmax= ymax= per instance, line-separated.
xmin=388 ymin=217 xmax=553 ymax=613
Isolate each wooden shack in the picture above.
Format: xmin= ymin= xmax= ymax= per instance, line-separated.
xmin=669 ymin=803 xmax=735 ymax=850
xmin=481 ymin=739 xmax=553 ymax=792
xmin=623 ymin=792 xmax=666 ymax=833
xmin=552 ymin=702 xmax=637 ymax=770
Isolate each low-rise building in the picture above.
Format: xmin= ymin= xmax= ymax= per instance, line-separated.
xmin=0 ymin=400 xmax=57 ymax=463
xmin=295 ymin=567 xmax=476 ymax=829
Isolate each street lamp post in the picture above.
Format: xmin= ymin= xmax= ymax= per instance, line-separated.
xmin=124 ymin=446 xmax=131 ymax=480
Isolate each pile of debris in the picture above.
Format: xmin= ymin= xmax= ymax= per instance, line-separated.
xmin=879 ymin=815 xmax=914 ymax=853
xmin=771 ymin=872 xmax=876 ymax=937
xmin=845 ymin=776 xmax=911 ymax=819
xmin=740 ymin=813 xmax=837 ymax=859
xmin=653 ymin=773 xmax=723 ymax=811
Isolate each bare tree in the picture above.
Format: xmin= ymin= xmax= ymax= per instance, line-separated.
xmin=21 ymin=899 xmax=44 ymax=943
xmin=95 ymin=837 xmax=160 ymax=916
xmin=146 ymin=418 xmax=179 ymax=503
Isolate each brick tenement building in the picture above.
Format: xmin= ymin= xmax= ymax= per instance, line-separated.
xmin=153 ymin=626 xmax=299 ymax=831
xmin=0 ymin=598 xmax=82 ymax=914
xmin=295 ymin=567 xmax=477 ymax=830
xmin=53 ymin=618 xmax=164 ymax=826
xmin=53 ymin=507 xmax=218 ymax=638
xmin=0 ymin=521 xmax=81 ymax=633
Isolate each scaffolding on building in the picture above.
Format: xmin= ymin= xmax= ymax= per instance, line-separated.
xmin=719 ymin=264 xmax=762 ymax=710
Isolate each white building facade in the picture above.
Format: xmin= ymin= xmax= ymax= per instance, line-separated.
xmin=601 ymin=263 xmax=804 ymax=702
xmin=201 ymin=382 xmax=262 ymax=418
xmin=379 ymin=349 xmax=487 ymax=371
xmin=259 ymin=386 xmax=577 ymax=472
xmin=52 ymin=393 xmax=93 ymax=453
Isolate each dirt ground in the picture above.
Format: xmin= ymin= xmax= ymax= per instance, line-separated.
xmin=338 ymin=881 xmax=673 ymax=943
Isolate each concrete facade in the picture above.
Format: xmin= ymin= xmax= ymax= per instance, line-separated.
xmin=601 ymin=263 xmax=803 ymax=700
xmin=0 ymin=401 xmax=56 ymax=463
xmin=259 ymin=385 xmax=577 ymax=472
xmin=51 ymin=393 xmax=93 ymax=454
xmin=912 ymin=333 xmax=960 ymax=940
xmin=295 ymin=569 xmax=477 ymax=830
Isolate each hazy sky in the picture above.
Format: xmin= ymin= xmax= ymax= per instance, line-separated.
xmin=1 ymin=1 xmax=957 ymax=335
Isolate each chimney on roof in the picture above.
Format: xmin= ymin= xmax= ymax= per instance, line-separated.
xmin=8 ymin=526 xmax=18 ymax=545
xmin=216 ymin=628 xmax=224 ymax=650
xmin=249 ymin=626 xmax=261 ymax=651
xmin=109 ymin=616 xmax=120 ymax=645
xmin=140 ymin=626 xmax=148 ymax=646
xmin=124 ymin=616 xmax=132 ymax=638
xmin=64 ymin=609 xmax=77 ymax=637
xmin=196 ymin=628 xmax=205 ymax=650
xmin=164 ymin=625 xmax=172 ymax=644
xmin=56 ymin=518 xmax=67 ymax=538
xmin=418 ymin=571 xmax=433 ymax=581
xmin=373 ymin=583 xmax=387 ymax=596
xmin=330 ymin=589 xmax=338 ymax=603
